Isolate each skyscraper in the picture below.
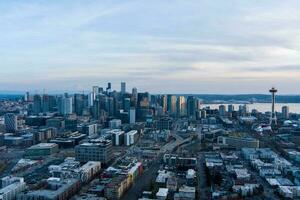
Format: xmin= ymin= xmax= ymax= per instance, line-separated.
xmin=161 ymin=95 xmax=167 ymax=114
xmin=24 ymin=92 xmax=30 ymax=102
xmin=187 ymin=96 xmax=198 ymax=119
xmin=33 ymin=94 xmax=42 ymax=114
xmin=42 ymin=94 xmax=50 ymax=113
xmin=239 ymin=104 xmax=249 ymax=116
xmin=137 ymin=92 xmax=150 ymax=121
xmin=121 ymin=82 xmax=126 ymax=94
xmin=176 ymin=96 xmax=186 ymax=117
xmin=167 ymin=95 xmax=177 ymax=115
xmin=88 ymin=92 xmax=94 ymax=107
xmin=106 ymin=82 xmax=112 ymax=93
xmin=123 ymin=98 xmax=131 ymax=112
xmin=74 ymin=94 xmax=84 ymax=116
xmin=219 ymin=105 xmax=226 ymax=116
xmin=107 ymin=97 xmax=115 ymax=117
xmin=4 ymin=113 xmax=17 ymax=133
xmin=58 ymin=96 xmax=73 ymax=115
xmin=228 ymin=104 xmax=235 ymax=113
xmin=93 ymin=86 xmax=99 ymax=94
xmin=282 ymin=106 xmax=289 ymax=119
xmin=48 ymin=95 xmax=57 ymax=112
xmin=129 ymin=107 xmax=136 ymax=124
xmin=132 ymin=87 xmax=138 ymax=107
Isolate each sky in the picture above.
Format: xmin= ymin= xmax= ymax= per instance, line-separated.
xmin=1 ymin=0 xmax=300 ymax=94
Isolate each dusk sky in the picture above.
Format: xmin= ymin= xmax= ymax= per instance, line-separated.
xmin=1 ymin=0 xmax=300 ymax=94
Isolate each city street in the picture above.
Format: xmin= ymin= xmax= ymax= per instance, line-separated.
xmin=121 ymin=155 xmax=162 ymax=200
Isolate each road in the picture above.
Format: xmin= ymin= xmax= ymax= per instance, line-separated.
xmin=121 ymin=155 xmax=161 ymax=200
xmin=198 ymin=153 xmax=212 ymax=200
xmin=243 ymin=160 xmax=278 ymax=200
xmin=0 ymin=148 xmax=25 ymax=178
xmin=121 ymin=121 xmax=196 ymax=200
xmin=121 ymin=130 xmax=188 ymax=200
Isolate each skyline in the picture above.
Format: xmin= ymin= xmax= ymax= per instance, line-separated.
xmin=1 ymin=0 xmax=300 ymax=94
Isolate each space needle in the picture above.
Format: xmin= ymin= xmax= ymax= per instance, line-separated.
xmin=269 ymin=87 xmax=278 ymax=126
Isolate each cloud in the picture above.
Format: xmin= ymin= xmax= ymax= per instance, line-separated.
xmin=243 ymin=65 xmax=300 ymax=72
xmin=0 ymin=0 xmax=300 ymax=93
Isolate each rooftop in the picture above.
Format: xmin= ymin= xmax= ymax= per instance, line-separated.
xmin=156 ymin=188 xmax=168 ymax=197
xmin=27 ymin=143 xmax=58 ymax=149
xmin=21 ymin=178 xmax=78 ymax=199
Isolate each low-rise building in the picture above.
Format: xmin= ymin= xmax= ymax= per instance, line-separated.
xmin=79 ymin=161 xmax=102 ymax=183
xmin=163 ymin=154 xmax=197 ymax=170
xmin=218 ymin=136 xmax=259 ymax=149
xmin=105 ymin=175 xmax=131 ymax=200
xmin=156 ymin=188 xmax=168 ymax=200
xmin=174 ymin=185 xmax=195 ymax=200
xmin=75 ymin=140 xmax=113 ymax=164
xmin=49 ymin=158 xmax=101 ymax=183
xmin=124 ymin=130 xmax=138 ymax=146
xmin=25 ymin=143 xmax=59 ymax=157
xmin=278 ymin=186 xmax=300 ymax=199
xmin=18 ymin=178 xmax=80 ymax=200
xmin=0 ymin=177 xmax=26 ymax=200
xmin=109 ymin=119 xmax=122 ymax=129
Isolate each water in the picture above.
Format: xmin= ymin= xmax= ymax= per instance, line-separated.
xmin=202 ymin=103 xmax=300 ymax=113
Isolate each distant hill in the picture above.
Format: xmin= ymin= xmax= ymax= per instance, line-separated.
xmin=0 ymin=94 xmax=23 ymax=100
xmin=177 ymin=94 xmax=300 ymax=103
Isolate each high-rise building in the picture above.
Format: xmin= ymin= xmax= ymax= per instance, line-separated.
xmin=167 ymin=95 xmax=177 ymax=115
xmin=107 ymin=97 xmax=115 ymax=117
xmin=74 ymin=94 xmax=84 ymax=116
xmin=111 ymin=130 xmax=125 ymax=146
xmin=239 ymin=104 xmax=249 ymax=116
xmin=282 ymin=106 xmax=289 ymax=119
xmin=58 ymin=96 xmax=73 ymax=115
xmin=33 ymin=95 xmax=42 ymax=114
xmin=92 ymin=95 xmax=108 ymax=122
xmin=187 ymin=96 xmax=198 ymax=119
xmin=150 ymin=95 xmax=157 ymax=107
xmin=132 ymin=87 xmax=138 ymax=107
xmin=176 ymin=96 xmax=186 ymax=117
xmin=200 ymin=109 xmax=207 ymax=119
xmin=88 ymin=92 xmax=94 ymax=107
xmin=92 ymin=99 xmax=101 ymax=120
xmin=98 ymin=87 xmax=104 ymax=93
xmin=124 ymin=130 xmax=138 ymax=146
xmin=24 ymin=92 xmax=30 ymax=102
xmin=48 ymin=95 xmax=57 ymax=112
xmin=106 ymin=82 xmax=112 ymax=93
xmin=219 ymin=105 xmax=226 ymax=116
xmin=93 ymin=86 xmax=99 ymax=94
xmin=129 ymin=108 xmax=136 ymax=124
xmin=161 ymin=95 xmax=167 ymax=114
xmin=42 ymin=94 xmax=50 ymax=113
xmin=137 ymin=92 xmax=150 ymax=121
xmin=4 ymin=113 xmax=17 ymax=133
xmin=123 ymin=98 xmax=131 ymax=112
xmin=228 ymin=104 xmax=235 ymax=113
xmin=121 ymin=82 xmax=126 ymax=94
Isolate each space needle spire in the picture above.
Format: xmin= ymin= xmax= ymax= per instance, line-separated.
xmin=269 ymin=87 xmax=278 ymax=126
